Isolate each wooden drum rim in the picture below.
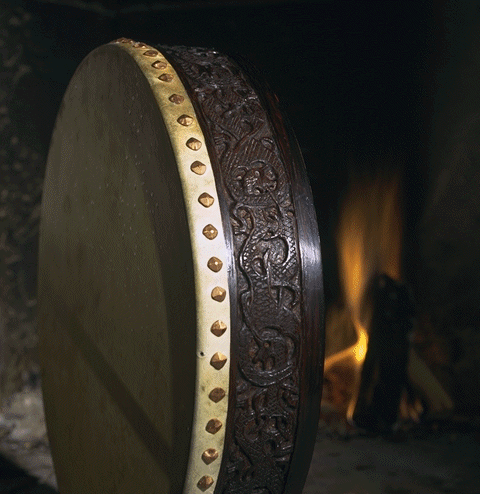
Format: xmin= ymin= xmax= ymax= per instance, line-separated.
xmin=146 ymin=41 xmax=325 ymax=493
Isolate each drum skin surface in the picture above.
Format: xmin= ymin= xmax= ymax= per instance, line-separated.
xmin=38 ymin=39 xmax=324 ymax=494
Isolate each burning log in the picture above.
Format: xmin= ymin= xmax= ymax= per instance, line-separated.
xmin=323 ymin=168 xmax=454 ymax=432
xmin=323 ymin=170 xmax=404 ymax=426
xmin=352 ymin=274 xmax=414 ymax=432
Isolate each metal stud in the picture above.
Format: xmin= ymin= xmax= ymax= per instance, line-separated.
xmin=186 ymin=137 xmax=202 ymax=151
xmin=202 ymin=224 xmax=218 ymax=240
xmin=209 ymin=387 xmax=226 ymax=402
xmin=205 ymin=418 xmax=222 ymax=434
xmin=177 ymin=114 xmax=194 ymax=126
xmin=198 ymin=193 xmax=214 ymax=208
xmin=191 ymin=161 xmax=206 ymax=175
xmin=197 ymin=476 xmax=214 ymax=491
xmin=169 ymin=94 xmax=184 ymax=104
xmin=152 ymin=60 xmax=167 ymax=69
xmin=158 ymin=73 xmax=174 ymax=82
xmin=207 ymin=257 xmax=223 ymax=272
xmin=211 ymin=287 xmax=226 ymax=302
xmin=210 ymin=352 xmax=227 ymax=369
xmin=210 ymin=321 xmax=227 ymax=337
xmin=202 ymin=449 xmax=219 ymax=465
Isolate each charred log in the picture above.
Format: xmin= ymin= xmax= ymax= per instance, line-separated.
xmin=352 ymin=274 xmax=414 ymax=432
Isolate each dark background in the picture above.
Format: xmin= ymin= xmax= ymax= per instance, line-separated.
xmin=1 ymin=0 xmax=437 ymax=305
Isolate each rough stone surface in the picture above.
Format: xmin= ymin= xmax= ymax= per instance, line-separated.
xmin=0 ymin=386 xmax=57 ymax=491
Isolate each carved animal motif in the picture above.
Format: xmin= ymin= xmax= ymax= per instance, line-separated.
xmin=163 ymin=47 xmax=302 ymax=494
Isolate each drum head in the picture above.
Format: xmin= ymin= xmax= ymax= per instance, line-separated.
xmin=38 ymin=39 xmax=324 ymax=494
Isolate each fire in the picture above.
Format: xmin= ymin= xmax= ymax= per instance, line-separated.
xmin=353 ymin=328 xmax=368 ymax=363
xmin=338 ymin=171 xmax=403 ymax=325
xmin=323 ymin=169 xmax=403 ymax=423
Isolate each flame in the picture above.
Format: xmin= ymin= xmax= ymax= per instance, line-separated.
xmin=338 ymin=171 xmax=403 ymax=325
xmin=323 ymin=169 xmax=403 ymax=423
xmin=353 ymin=327 xmax=368 ymax=363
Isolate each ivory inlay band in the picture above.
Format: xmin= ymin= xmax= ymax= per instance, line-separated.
xmin=113 ymin=38 xmax=231 ymax=494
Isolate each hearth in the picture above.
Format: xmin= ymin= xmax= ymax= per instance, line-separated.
xmin=322 ymin=168 xmax=454 ymax=433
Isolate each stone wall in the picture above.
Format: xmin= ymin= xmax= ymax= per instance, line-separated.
xmin=418 ymin=1 xmax=480 ymax=413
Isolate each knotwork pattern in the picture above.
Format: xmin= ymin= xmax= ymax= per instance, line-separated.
xmin=162 ymin=46 xmax=302 ymax=494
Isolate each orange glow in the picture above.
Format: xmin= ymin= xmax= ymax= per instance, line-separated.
xmin=338 ymin=171 xmax=403 ymax=326
xmin=353 ymin=327 xmax=368 ymax=363
xmin=323 ymin=169 xmax=403 ymax=423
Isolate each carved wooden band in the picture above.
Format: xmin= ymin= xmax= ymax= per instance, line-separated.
xmin=113 ymin=39 xmax=324 ymax=494
xmin=159 ymin=45 xmax=324 ymax=494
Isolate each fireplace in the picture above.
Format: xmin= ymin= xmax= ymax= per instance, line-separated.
xmin=322 ymin=169 xmax=409 ymax=428
xmin=321 ymin=167 xmax=454 ymax=433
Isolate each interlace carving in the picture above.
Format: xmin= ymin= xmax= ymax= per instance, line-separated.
xmin=162 ymin=46 xmax=302 ymax=494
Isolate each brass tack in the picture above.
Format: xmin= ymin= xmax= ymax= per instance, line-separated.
xmin=198 ymin=193 xmax=214 ymax=208
xmin=115 ymin=37 xmax=131 ymax=43
xmin=158 ymin=73 xmax=174 ymax=82
xmin=151 ymin=60 xmax=167 ymax=69
xmin=207 ymin=257 xmax=223 ymax=272
xmin=210 ymin=321 xmax=227 ymax=337
xmin=209 ymin=387 xmax=226 ymax=402
xmin=191 ymin=161 xmax=206 ymax=175
xmin=197 ymin=475 xmax=214 ymax=491
xmin=177 ymin=114 xmax=194 ymax=126
xmin=202 ymin=224 xmax=218 ymax=240
xmin=210 ymin=352 xmax=227 ymax=369
xmin=143 ymin=50 xmax=158 ymax=57
xmin=211 ymin=287 xmax=226 ymax=302
xmin=132 ymin=41 xmax=147 ymax=48
xmin=202 ymin=448 xmax=219 ymax=465
xmin=169 ymin=94 xmax=184 ymax=104
xmin=205 ymin=418 xmax=222 ymax=434
xmin=186 ymin=137 xmax=202 ymax=151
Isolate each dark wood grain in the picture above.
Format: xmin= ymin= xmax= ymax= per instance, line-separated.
xmin=161 ymin=46 xmax=324 ymax=494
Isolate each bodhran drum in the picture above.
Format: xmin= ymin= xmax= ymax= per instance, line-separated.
xmin=38 ymin=39 xmax=324 ymax=494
